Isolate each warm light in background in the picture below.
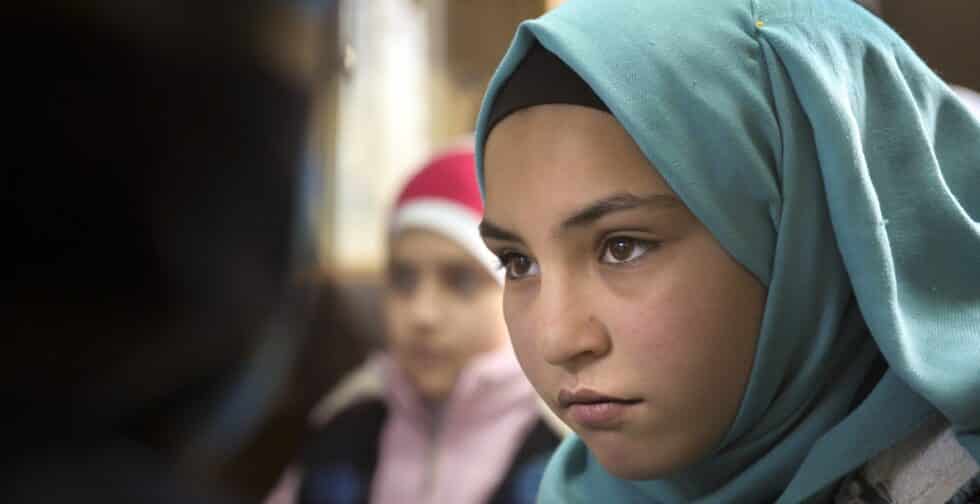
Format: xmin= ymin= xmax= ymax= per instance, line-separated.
xmin=320 ymin=0 xmax=549 ymax=279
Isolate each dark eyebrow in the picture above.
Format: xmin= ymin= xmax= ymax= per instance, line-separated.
xmin=480 ymin=192 xmax=682 ymax=244
xmin=560 ymin=192 xmax=682 ymax=232
xmin=479 ymin=219 xmax=524 ymax=244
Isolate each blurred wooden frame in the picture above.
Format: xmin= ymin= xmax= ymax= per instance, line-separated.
xmin=883 ymin=0 xmax=980 ymax=91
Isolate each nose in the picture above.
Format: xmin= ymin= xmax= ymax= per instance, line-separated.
xmin=537 ymin=272 xmax=611 ymax=368
xmin=406 ymin=276 xmax=441 ymax=331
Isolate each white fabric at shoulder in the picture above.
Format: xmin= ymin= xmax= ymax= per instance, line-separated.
xmin=307 ymin=354 xmax=386 ymax=427
xmin=951 ymin=85 xmax=980 ymax=118
xmin=859 ymin=415 xmax=979 ymax=503
xmin=536 ymin=397 xmax=572 ymax=438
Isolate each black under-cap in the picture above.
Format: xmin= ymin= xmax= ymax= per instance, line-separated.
xmin=485 ymin=42 xmax=610 ymax=135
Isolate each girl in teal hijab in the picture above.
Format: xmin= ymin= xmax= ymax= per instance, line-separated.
xmin=474 ymin=0 xmax=980 ymax=502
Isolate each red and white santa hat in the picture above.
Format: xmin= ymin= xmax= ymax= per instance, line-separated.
xmin=390 ymin=143 xmax=504 ymax=284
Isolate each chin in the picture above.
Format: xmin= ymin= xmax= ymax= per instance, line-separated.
xmin=585 ymin=434 xmax=684 ymax=481
xmin=413 ymin=373 xmax=454 ymax=402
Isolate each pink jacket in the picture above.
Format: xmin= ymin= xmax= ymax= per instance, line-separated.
xmin=266 ymin=345 xmax=561 ymax=504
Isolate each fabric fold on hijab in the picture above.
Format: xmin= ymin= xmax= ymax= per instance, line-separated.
xmin=475 ymin=0 xmax=980 ymax=502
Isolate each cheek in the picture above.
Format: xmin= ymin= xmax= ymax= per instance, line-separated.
xmin=610 ymin=289 xmax=736 ymax=391
xmin=502 ymin=290 xmax=546 ymax=382
xmin=382 ymin=296 xmax=409 ymax=347
xmin=479 ymin=293 xmax=509 ymax=345
xmin=503 ymin=293 xmax=561 ymax=407
xmin=608 ymin=242 xmax=763 ymax=420
xmin=438 ymin=290 xmax=506 ymax=358
xmin=459 ymin=292 xmax=504 ymax=335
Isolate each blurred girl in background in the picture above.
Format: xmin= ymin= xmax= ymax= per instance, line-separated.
xmin=267 ymin=145 xmax=563 ymax=504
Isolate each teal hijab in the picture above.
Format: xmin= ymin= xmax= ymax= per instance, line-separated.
xmin=474 ymin=0 xmax=980 ymax=501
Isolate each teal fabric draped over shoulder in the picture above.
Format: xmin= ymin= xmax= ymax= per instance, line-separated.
xmin=474 ymin=0 xmax=980 ymax=502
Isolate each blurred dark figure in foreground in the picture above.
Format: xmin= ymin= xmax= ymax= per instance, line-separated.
xmin=223 ymin=281 xmax=371 ymax=500
xmin=4 ymin=1 xmax=361 ymax=502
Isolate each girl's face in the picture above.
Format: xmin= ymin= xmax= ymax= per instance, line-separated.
xmin=482 ymin=105 xmax=766 ymax=479
xmin=385 ymin=229 xmax=508 ymax=402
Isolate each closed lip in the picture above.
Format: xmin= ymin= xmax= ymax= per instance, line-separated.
xmin=404 ymin=346 xmax=447 ymax=364
xmin=557 ymin=388 xmax=640 ymax=408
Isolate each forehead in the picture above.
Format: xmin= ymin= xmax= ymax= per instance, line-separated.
xmin=483 ymin=104 xmax=674 ymax=224
xmin=389 ymin=229 xmax=478 ymax=265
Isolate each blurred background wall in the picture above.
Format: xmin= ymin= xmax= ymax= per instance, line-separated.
xmin=312 ymin=0 xmax=555 ymax=351
xmin=320 ymin=0 xmax=552 ymax=280
xmin=882 ymin=0 xmax=980 ymax=91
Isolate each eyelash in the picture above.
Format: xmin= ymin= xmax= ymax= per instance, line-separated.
xmin=493 ymin=236 xmax=659 ymax=281
xmin=495 ymin=251 xmax=538 ymax=281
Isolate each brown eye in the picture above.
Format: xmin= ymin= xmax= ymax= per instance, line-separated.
xmin=510 ymin=256 xmax=532 ymax=276
xmin=388 ymin=263 xmax=418 ymax=294
xmin=609 ymin=238 xmax=635 ymax=261
xmin=443 ymin=264 xmax=485 ymax=298
xmin=498 ymin=252 xmax=539 ymax=280
xmin=600 ymin=237 xmax=654 ymax=264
